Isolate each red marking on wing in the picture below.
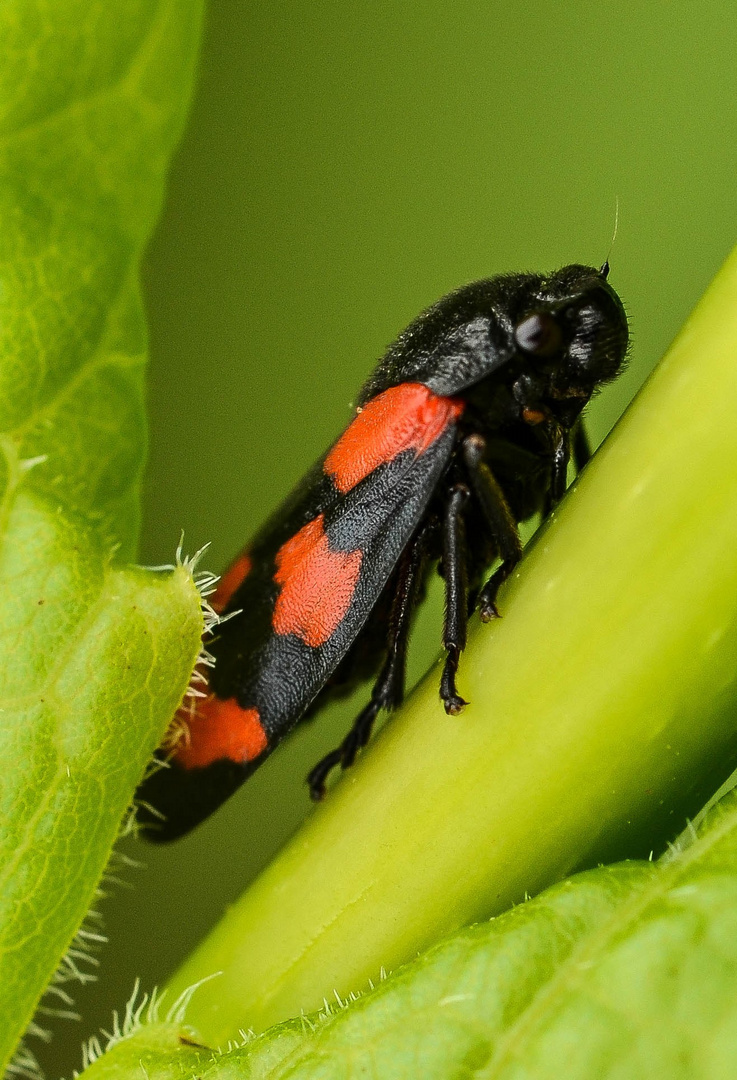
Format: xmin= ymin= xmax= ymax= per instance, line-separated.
xmin=324 ymin=382 xmax=465 ymax=494
xmin=212 ymin=552 xmax=252 ymax=613
xmin=175 ymin=696 xmax=267 ymax=769
xmin=273 ymin=513 xmax=362 ymax=647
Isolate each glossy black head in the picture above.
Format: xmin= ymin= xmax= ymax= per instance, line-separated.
xmin=512 ymin=263 xmax=629 ymax=403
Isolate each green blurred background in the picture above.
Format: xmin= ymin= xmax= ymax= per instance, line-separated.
xmin=45 ymin=0 xmax=737 ymax=1072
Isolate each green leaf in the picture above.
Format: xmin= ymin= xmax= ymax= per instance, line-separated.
xmin=81 ymin=1021 xmax=213 ymax=1080
xmin=0 ymin=0 xmax=204 ymax=1069
xmin=78 ymin=787 xmax=737 ymax=1079
xmin=168 ymin=244 xmax=737 ymax=1043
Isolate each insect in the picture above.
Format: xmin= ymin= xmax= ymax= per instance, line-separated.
xmin=138 ymin=263 xmax=628 ymax=841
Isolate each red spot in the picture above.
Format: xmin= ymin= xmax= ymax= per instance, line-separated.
xmin=273 ymin=514 xmax=362 ymax=647
xmin=212 ymin=552 xmax=252 ymax=613
xmin=324 ymin=383 xmax=465 ymax=494
xmin=175 ymin=696 xmax=267 ymax=769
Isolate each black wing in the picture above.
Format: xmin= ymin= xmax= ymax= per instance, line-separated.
xmin=138 ymin=388 xmax=461 ymax=839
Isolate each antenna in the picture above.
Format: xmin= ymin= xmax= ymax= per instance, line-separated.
xmin=600 ymin=196 xmax=619 ymax=278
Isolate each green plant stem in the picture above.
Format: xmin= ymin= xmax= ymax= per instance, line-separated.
xmin=171 ymin=247 xmax=737 ymax=1045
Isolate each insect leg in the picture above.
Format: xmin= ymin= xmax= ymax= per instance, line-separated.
xmin=573 ymin=420 xmax=591 ymax=473
xmin=440 ymin=483 xmax=471 ymax=715
xmin=545 ymin=420 xmax=589 ymax=517
xmin=307 ymin=525 xmax=429 ymax=800
xmin=462 ymin=434 xmax=522 ymax=621
xmin=549 ymin=426 xmax=570 ymax=506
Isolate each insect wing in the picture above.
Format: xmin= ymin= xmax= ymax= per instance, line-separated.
xmin=139 ymin=385 xmax=462 ymax=839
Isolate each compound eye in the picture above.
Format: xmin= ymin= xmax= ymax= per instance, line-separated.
xmin=514 ymin=312 xmax=563 ymax=357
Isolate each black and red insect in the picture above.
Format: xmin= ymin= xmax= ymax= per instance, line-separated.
xmin=138 ymin=263 xmax=628 ymax=840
